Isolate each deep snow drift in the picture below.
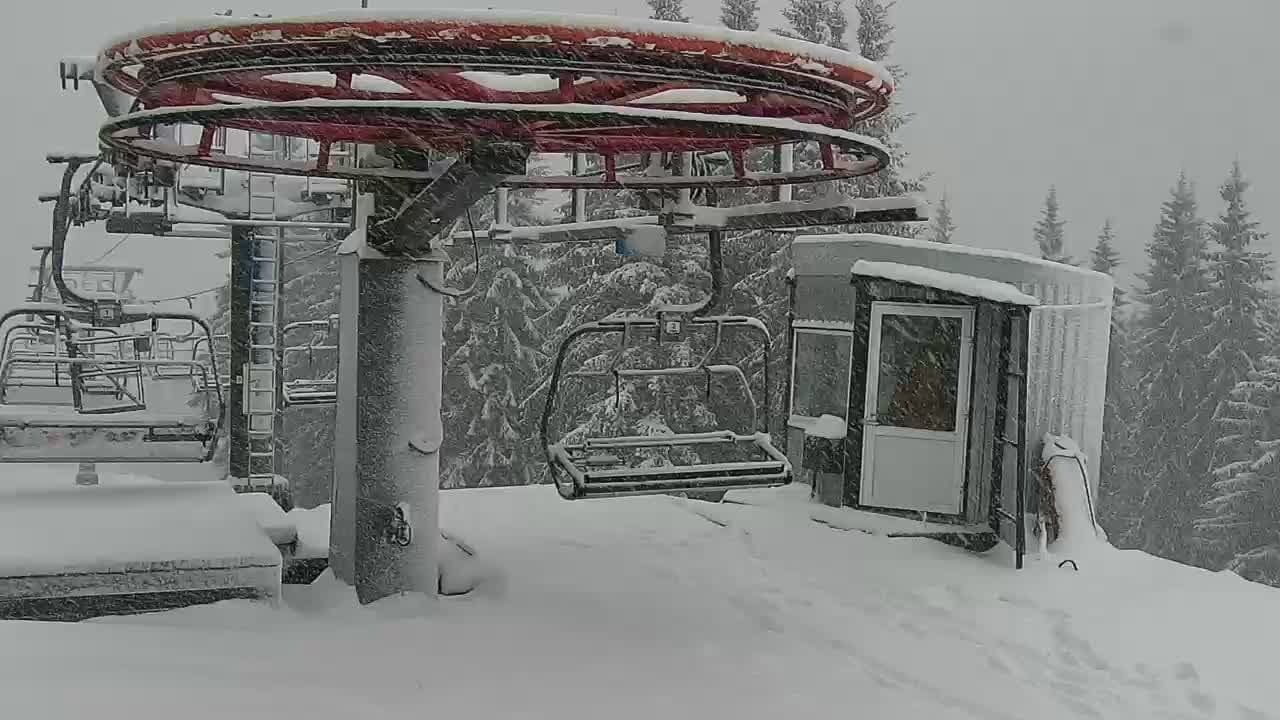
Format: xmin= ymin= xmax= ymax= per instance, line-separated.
xmin=1 ymin=481 xmax=1277 ymax=720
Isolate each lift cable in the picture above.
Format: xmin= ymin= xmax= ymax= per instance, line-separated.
xmin=145 ymin=240 xmax=345 ymax=304
xmin=87 ymin=234 xmax=132 ymax=264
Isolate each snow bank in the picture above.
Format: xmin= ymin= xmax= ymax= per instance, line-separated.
xmin=1040 ymin=434 xmax=1107 ymax=560
xmin=806 ymin=413 xmax=847 ymax=440
xmin=0 ymin=480 xmax=279 ymax=578
xmin=286 ymin=503 xmax=331 ymax=559
xmin=852 ymin=259 xmax=1040 ymax=306
xmin=3 ymin=485 xmax=1278 ymax=719
xmin=283 ymin=502 xmax=498 ymax=594
xmin=237 ymin=491 xmax=297 ymax=547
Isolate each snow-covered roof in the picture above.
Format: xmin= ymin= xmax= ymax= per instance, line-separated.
xmin=801 ymin=232 xmax=1108 ymax=282
xmin=852 ymin=260 xmax=1040 ymax=306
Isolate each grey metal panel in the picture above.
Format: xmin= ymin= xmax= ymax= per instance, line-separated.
xmin=964 ymin=303 xmax=1000 ymax=524
xmin=794 ymin=275 xmax=855 ymax=322
xmin=328 ymin=250 xmax=360 ymax=584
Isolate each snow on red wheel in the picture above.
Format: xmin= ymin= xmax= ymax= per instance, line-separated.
xmin=96 ymin=10 xmax=897 ymax=185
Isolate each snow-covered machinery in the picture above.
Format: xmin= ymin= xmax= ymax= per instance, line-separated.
xmin=75 ymin=9 xmax=923 ymax=602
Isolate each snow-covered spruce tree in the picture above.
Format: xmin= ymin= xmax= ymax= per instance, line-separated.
xmin=779 ymin=0 xmax=833 ymax=44
xmin=1200 ymin=162 xmax=1273 ymax=448
xmin=1090 ymin=219 xmax=1140 ymax=544
xmin=720 ymin=0 xmax=759 ymax=31
xmin=1033 ymin=186 xmax=1071 ymax=264
xmin=825 ymin=0 xmax=849 ymax=49
xmin=843 ymin=0 xmax=927 ymax=237
xmin=1191 ymin=162 xmax=1274 ymax=567
xmin=1128 ymin=173 xmax=1213 ymax=562
xmin=439 ymin=187 xmax=553 ymax=489
xmin=647 ymin=0 xmax=689 ymax=22
xmin=929 ymin=193 xmax=956 ymax=243
xmin=1193 ymin=356 xmax=1280 ymax=585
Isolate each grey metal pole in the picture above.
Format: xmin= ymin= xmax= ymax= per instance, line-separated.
xmin=330 ymin=144 xmax=522 ymax=603
xmin=329 ymin=194 xmax=445 ymax=602
xmin=228 ymin=225 xmax=252 ymax=483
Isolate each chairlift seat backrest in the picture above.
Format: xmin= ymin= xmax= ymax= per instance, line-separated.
xmin=542 ymin=313 xmax=791 ymax=500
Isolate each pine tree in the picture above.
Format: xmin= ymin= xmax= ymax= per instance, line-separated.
xmin=1200 ymin=161 xmax=1272 ymax=427
xmin=1128 ymin=173 xmax=1212 ymax=561
xmin=1192 ymin=162 xmax=1274 ymax=567
xmin=844 ymin=0 xmax=927 ymax=236
xmin=1194 ymin=356 xmax=1280 ymax=585
xmin=825 ymin=0 xmax=849 ymax=49
xmin=720 ymin=0 xmax=759 ymax=31
xmin=779 ymin=0 xmax=832 ymax=43
xmin=854 ymin=0 xmax=891 ymax=62
xmin=440 ymin=187 xmax=552 ymax=489
xmin=1034 ymin=186 xmax=1070 ymax=264
xmin=647 ymin=0 xmax=689 ymax=22
xmin=929 ymin=194 xmax=956 ymax=243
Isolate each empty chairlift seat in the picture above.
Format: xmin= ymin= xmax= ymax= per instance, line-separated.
xmin=541 ymin=313 xmax=793 ymax=500
xmin=549 ymin=429 xmax=790 ymax=499
xmin=0 ymin=305 xmax=224 ymax=463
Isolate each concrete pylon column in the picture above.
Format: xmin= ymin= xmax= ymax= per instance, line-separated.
xmin=329 ymin=194 xmax=446 ymax=603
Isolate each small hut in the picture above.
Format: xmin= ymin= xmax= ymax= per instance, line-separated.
xmin=786 ymin=234 xmax=1113 ymax=567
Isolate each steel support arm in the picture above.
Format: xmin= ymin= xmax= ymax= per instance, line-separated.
xmin=369 ymin=142 xmax=529 ymax=255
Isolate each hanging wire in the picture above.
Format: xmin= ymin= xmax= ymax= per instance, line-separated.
xmin=88 ymin=235 xmax=131 ymax=264
xmin=147 ymin=237 xmax=345 ymax=301
xmin=416 ymin=208 xmax=482 ymax=298
xmin=287 ymin=240 xmax=343 ymax=265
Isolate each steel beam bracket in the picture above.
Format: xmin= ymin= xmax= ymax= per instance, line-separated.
xmin=367 ymin=141 xmax=529 ymax=256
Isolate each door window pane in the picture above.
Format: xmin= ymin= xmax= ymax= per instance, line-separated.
xmin=875 ymin=314 xmax=962 ymax=432
xmin=792 ymin=330 xmax=852 ymax=419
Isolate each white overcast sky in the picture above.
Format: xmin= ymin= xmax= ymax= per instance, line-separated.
xmin=7 ymin=0 xmax=1277 ymax=305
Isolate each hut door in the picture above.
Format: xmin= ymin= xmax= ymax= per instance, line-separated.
xmin=860 ymin=303 xmax=974 ymax=515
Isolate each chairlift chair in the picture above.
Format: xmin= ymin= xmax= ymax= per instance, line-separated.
xmin=0 ymin=304 xmax=224 ymax=463
xmin=281 ymin=316 xmax=338 ymax=407
xmin=541 ymin=229 xmax=792 ymax=500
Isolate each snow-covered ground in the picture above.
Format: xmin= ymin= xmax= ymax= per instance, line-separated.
xmin=2 ymin=481 xmax=1277 ymax=720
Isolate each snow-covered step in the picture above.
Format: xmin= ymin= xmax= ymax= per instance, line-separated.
xmin=0 ymin=479 xmax=281 ymax=620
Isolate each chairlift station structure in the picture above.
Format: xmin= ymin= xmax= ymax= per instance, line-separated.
xmin=0 ymin=9 xmax=1110 ymax=616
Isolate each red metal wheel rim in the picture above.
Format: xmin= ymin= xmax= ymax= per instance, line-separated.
xmin=101 ymin=101 xmax=889 ymax=187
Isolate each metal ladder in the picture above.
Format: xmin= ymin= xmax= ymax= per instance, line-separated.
xmin=244 ymin=132 xmax=283 ymax=490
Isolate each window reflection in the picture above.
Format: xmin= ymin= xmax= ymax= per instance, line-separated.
xmin=875 ymin=314 xmax=961 ymax=432
xmin=792 ymin=330 xmax=852 ymax=419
